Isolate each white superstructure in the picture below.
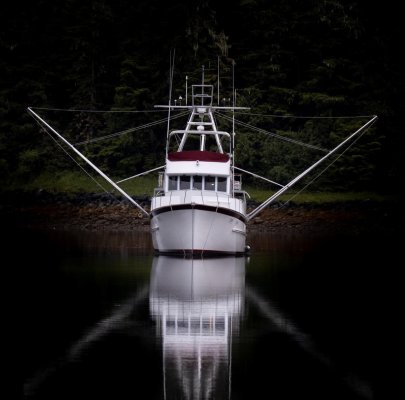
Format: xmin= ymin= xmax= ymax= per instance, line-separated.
xmin=150 ymin=84 xmax=249 ymax=255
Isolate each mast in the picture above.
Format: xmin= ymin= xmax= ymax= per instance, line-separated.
xmin=231 ymin=60 xmax=236 ymax=197
xmin=217 ymin=56 xmax=220 ymax=106
xmin=166 ymin=49 xmax=175 ymax=159
xmin=185 ymin=75 xmax=188 ymax=106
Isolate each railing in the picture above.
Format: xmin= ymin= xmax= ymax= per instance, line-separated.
xmin=151 ymin=189 xmax=246 ymax=214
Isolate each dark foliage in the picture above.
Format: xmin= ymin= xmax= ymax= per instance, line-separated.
xmin=1 ymin=0 xmax=403 ymax=193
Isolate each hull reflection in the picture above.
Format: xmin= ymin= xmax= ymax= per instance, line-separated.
xmin=150 ymin=256 xmax=245 ymax=399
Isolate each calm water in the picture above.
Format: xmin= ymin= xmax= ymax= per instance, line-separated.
xmin=18 ymin=227 xmax=390 ymax=399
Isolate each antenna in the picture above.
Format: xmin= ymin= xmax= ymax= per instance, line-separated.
xmin=202 ymin=65 xmax=205 ymax=85
xmin=217 ymin=55 xmax=220 ymax=106
xmin=185 ymin=75 xmax=188 ymax=106
xmin=232 ymin=61 xmax=235 ymax=135
xmin=232 ymin=60 xmax=235 ymax=109
xmin=166 ymin=49 xmax=175 ymax=158
xmin=232 ymin=59 xmax=235 ymax=196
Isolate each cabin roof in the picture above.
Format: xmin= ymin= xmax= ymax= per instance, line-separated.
xmin=168 ymin=151 xmax=229 ymax=163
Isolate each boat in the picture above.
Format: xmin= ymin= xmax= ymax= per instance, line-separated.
xmin=27 ymin=64 xmax=378 ymax=256
xmin=150 ymin=83 xmax=250 ymax=255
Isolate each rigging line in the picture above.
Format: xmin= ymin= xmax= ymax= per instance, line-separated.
xmin=232 ymin=166 xmax=284 ymax=188
xmin=247 ymin=115 xmax=377 ymax=220
xmin=245 ymin=285 xmax=373 ymax=400
xmin=34 ymin=120 xmax=114 ymax=197
xmin=24 ymin=286 xmax=149 ymax=397
xmin=29 ymin=107 xmax=149 ymax=215
xmin=216 ymin=112 xmax=328 ymax=152
xmin=30 ymin=107 xmax=169 ymax=113
xmin=173 ymin=133 xmax=181 ymax=146
xmin=226 ymin=111 xmax=376 ymax=119
xmin=75 ymin=111 xmax=189 ymax=146
xmin=116 ymin=165 xmax=165 ymax=184
xmin=280 ymin=124 xmax=371 ymax=207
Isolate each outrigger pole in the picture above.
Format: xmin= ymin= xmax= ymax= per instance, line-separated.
xmin=27 ymin=107 xmax=150 ymax=217
xmin=247 ymin=115 xmax=378 ymax=221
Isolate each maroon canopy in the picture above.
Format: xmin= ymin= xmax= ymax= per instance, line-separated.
xmin=168 ymin=151 xmax=229 ymax=162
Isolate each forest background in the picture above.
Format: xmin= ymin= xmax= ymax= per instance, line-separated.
xmin=1 ymin=0 xmax=404 ymax=198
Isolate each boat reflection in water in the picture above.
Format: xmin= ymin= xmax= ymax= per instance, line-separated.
xmin=149 ymin=256 xmax=245 ymax=399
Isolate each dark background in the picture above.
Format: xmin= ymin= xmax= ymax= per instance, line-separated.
xmin=1 ymin=0 xmax=404 ymax=194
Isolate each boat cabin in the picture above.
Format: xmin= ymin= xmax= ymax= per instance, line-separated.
xmin=164 ymin=84 xmax=233 ymax=195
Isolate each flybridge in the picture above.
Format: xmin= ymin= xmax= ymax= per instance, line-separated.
xmin=156 ymin=83 xmax=249 ymax=156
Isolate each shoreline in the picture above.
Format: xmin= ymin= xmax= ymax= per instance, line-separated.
xmin=2 ymin=191 xmax=402 ymax=236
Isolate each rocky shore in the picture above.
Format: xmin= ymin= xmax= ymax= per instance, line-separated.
xmin=2 ymin=190 xmax=402 ymax=236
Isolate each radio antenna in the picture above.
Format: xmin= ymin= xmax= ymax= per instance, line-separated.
xmin=166 ymin=49 xmax=175 ymax=157
xmin=217 ymin=55 xmax=220 ymax=106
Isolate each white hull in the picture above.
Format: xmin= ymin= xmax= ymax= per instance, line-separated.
xmin=150 ymin=206 xmax=247 ymax=255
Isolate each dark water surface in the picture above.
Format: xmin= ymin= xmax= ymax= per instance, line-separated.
xmin=18 ymin=227 xmax=391 ymax=399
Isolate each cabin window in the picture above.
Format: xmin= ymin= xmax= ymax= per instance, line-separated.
xmin=180 ymin=175 xmax=191 ymax=190
xmin=204 ymin=176 xmax=215 ymax=191
xmin=217 ymin=177 xmax=227 ymax=192
xmin=168 ymin=175 xmax=228 ymax=193
xmin=168 ymin=176 xmax=178 ymax=190
xmin=193 ymin=176 xmax=202 ymax=190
